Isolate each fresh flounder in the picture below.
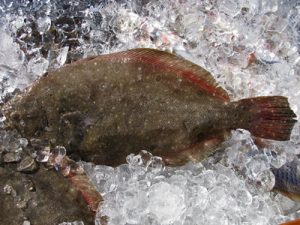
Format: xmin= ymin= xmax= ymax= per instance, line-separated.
xmin=1 ymin=48 xmax=297 ymax=167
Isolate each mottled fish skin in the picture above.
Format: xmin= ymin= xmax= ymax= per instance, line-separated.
xmin=1 ymin=48 xmax=297 ymax=167
xmin=272 ymin=158 xmax=300 ymax=201
xmin=0 ymin=164 xmax=95 ymax=225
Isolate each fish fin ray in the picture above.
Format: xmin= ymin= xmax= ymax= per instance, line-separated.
xmin=237 ymin=96 xmax=297 ymax=141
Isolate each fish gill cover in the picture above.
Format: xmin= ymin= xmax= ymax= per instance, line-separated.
xmin=0 ymin=0 xmax=300 ymax=225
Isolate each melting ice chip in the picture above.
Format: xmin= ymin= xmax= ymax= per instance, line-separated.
xmin=36 ymin=16 xmax=51 ymax=34
xmin=27 ymin=56 xmax=49 ymax=78
xmin=56 ymin=46 xmax=69 ymax=67
xmin=148 ymin=182 xmax=186 ymax=224
xmin=0 ymin=27 xmax=25 ymax=71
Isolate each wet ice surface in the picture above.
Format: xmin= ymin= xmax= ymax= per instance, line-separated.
xmin=0 ymin=0 xmax=300 ymax=224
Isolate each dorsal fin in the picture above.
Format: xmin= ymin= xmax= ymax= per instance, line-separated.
xmin=99 ymin=48 xmax=230 ymax=102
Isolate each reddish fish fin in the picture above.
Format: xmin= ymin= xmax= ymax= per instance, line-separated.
xmin=280 ymin=218 xmax=300 ymax=225
xmin=237 ymin=96 xmax=297 ymax=141
xmin=68 ymin=173 xmax=103 ymax=212
xmin=100 ymin=48 xmax=230 ymax=102
xmin=50 ymin=154 xmax=103 ymax=213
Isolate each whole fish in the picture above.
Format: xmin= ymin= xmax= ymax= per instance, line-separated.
xmin=1 ymin=48 xmax=297 ymax=167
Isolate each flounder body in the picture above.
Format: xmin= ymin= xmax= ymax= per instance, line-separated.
xmin=2 ymin=48 xmax=297 ymax=167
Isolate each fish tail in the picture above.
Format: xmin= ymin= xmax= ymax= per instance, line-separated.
xmin=236 ymin=96 xmax=297 ymax=141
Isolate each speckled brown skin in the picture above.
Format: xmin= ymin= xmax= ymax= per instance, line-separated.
xmin=2 ymin=49 xmax=296 ymax=167
xmin=0 ymin=164 xmax=95 ymax=225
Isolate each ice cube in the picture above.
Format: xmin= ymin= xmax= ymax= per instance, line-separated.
xmin=148 ymin=182 xmax=186 ymax=224
xmin=27 ymin=56 xmax=49 ymax=79
xmin=204 ymin=207 xmax=229 ymax=225
xmin=234 ymin=188 xmax=253 ymax=207
xmin=219 ymin=0 xmax=241 ymax=16
xmin=261 ymin=0 xmax=279 ymax=13
xmin=0 ymin=26 xmax=24 ymax=71
xmin=256 ymin=170 xmax=276 ymax=191
xmin=246 ymin=155 xmax=270 ymax=178
xmin=188 ymin=185 xmax=209 ymax=210
xmin=208 ymin=186 xmax=229 ymax=208
xmin=264 ymin=147 xmax=287 ymax=169
xmin=82 ymin=163 xmax=115 ymax=194
xmin=36 ymin=16 xmax=51 ymax=34
xmin=119 ymin=188 xmax=148 ymax=224
xmin=56 ymin=46 xmax=69 ymax=67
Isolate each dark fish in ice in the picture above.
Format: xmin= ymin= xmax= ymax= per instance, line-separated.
xmin=272 ymin=158 xmax=300 ymax=202
xmin=2 ymin=48 xmax=297 ymax=167
xmin=271 ymin=158 xmax=300 ymax=225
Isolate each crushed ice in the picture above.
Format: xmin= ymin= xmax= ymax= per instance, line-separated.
xmin=0 ymin=0 xmax=300 ymax=224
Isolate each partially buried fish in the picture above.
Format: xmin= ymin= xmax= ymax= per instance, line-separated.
xmin=272 ymin=158 xmax=300 ymax=225
xmin=2 ymin=48 xmax=297 ymax=166
xmin=1 ymin=48 xmax=298 ymax=222
xmin=272 ymin=157 xmax=300 ymax=202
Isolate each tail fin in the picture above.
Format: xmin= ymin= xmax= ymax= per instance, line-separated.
xmin=236 ymin=96 xmax=297 ymax=141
